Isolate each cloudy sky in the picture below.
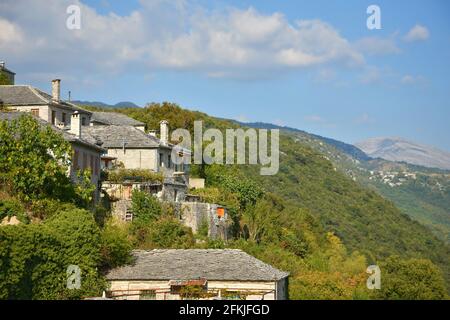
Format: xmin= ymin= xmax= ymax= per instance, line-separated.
xmin=1 ymin=0 xmax=449 ymax=150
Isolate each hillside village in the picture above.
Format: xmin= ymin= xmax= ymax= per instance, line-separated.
xmin=0 ymin=63 xmax=287 ymax=300
xmin=1 ymin=62 xmax=450 ymax=301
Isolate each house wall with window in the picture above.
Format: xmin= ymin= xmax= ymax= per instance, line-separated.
xmin=108 ymin=279 xmax=285 ymax=300
xmin=70 ymin=142 xmax=102 ymax=200
xmin=11 ymin=104 xmax=90 ymax=127
xmin=10 ymin=105 xmax=51 ymax=123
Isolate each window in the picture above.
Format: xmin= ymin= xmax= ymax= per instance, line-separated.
xmin=124 ymin=209 xmax=133 ymax=222
xmin=217 ymin=207 xmax=225 ymax=219
xmin=81 ymin=117 xmax=86 ymax=126
xmin=62 ymin=112 xmax=66 ymax=124
xmin=83 ymin=153 xmax=87 ymax=170
xmin=159 ymin=153 xmax=164 ymax=167
xmin=73 ymin=150 xmax=79 ymax=170
xmin=168 ymin=155 xmax=171 ymax=168
xmin=31 ymin=108 xmax=39 ymax=117
xmin=51 ymin=110 xmax=56 ymax=125
xmin=94 ymin=157 xmax=99 ymax=176
xmin=90 ymin=155 xmax=94 ymax=171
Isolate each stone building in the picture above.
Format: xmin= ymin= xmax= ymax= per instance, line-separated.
xmin=0 ymin=112 xmax=105 ymax=200
xmin=0 ymin=79 xmax=92 ymax=127
xmin=106 ymin=249 xmax=289 ymax=300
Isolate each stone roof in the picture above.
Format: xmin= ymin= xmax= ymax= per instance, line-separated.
xmin=0 ymin=112 xmax=105 ymax=152
xmin=91 ymin=112 xmax=145 ymax=127
xmin=83 ymin=125 xmax=162 ymax=149
xmin=106 ymin=249 xmax=289 ymax=282
xmin=0 ymin=85 xmax=91 ymax=114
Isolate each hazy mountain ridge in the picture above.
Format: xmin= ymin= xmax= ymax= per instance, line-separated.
xmin=355 ymin=137 xmax=450 ymax=171
xmin=232 ymin=120 xmax=371 ymax=161
xmin=72 ymin=100 xmax=140 ymax=109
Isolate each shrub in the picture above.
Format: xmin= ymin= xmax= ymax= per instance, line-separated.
xmin=100 ymin=221 xmax=132 ymax=270
xmin=135 ymin=217 xmax=195 ymax=249
xmin=0 ymin=208 xmax=106 ymax=299
xmin=131 ymin=190 xmax=162 ymax=224
xmin=0 ymin=198 xmax=28 ymax=223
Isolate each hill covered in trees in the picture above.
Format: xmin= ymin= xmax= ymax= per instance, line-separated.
xmin=1 ymin=106 xmax=448 ymax=299
xmin=81 ymin=102 xmax=450 ymax=298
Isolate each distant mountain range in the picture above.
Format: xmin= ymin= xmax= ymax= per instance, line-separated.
xmin=355 ymin=137 xmax=450 ymax=170
xmin=232 ymin=121 xmax=371 ymax=161
xmin=72 ymin=100 xmax=140 ymax=108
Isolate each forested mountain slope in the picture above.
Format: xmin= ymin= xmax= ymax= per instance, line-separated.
xmin=82 ymin=103 xmax=450 ymax=294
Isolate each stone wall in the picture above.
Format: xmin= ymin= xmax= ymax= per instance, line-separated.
xmin=180 ymin=202 xmax=229 ymax=240
xmin=107 ymin=148 xmax=158 ymax=170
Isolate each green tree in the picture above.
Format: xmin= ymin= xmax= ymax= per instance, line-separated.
xmin=373 ymin=256 xmax=448 ymax=300
xmin=131 ymin=189 xmax=162 ymax=224
xmin=0 ymin=71 xmax=11 ymax=85
xmin=134 ymin=217 xmax=195 ymax=249
xmin=0 ymin=208 xmax=106 ymax=299
xmin=0 ymin=114 xmax=95 ymax=206
xmin=0 ymin=114 xmax=72 ymax=201
xmin=100 ymin=221 xmax=132 ymax=270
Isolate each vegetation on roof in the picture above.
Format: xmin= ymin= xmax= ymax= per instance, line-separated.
xmin=103 ymin=168 xmax=163 ymax=184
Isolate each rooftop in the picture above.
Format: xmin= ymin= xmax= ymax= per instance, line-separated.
xmin=0 ymin=85 xmax=91 ymax=114
xmin=83 ymin=125 xmax=162 ymax=149
xmin=90 ymin=111 xmax=145 ymax=127
xmin=105 ymin=249 xmax=289 ymax=282
xmin=0 ymin=112 xmax=105 ymax=152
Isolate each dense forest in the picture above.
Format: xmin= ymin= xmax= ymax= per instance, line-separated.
xmin=1 ymin=103 xmax=449 ymax=300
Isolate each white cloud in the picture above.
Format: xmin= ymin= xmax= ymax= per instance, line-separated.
xmin=401 ymin=74 xmax=426 ymax=85
xmin=0 ymin=0 xmax=365 ymax=82
xmin=0 ymin=18 xmax=23 ymax=46
xmin=404 ymin=24 xmax=429 ymax=42
xmin=354 ymin=36 xmax=400 ymax=55
xmin=354 ymin=113 xmax=374 ymax=125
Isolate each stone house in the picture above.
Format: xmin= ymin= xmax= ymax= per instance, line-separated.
xmin=84 ymin=120 xmax=188 ymax=176
xmin=0 ymin=79 xmax=92 ymax=127
xmin=106 ymin=249 xmax=289 ymax=300
xmin=0 ymin=112 xmax=105 ymax=200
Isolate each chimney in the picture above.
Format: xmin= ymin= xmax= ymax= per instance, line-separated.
xmin=159 ymin=120 xmax=169 ymax=145
xmin=70 ymin=111 xmax=81 ymax=138
xmin=51 ymin=79 xmax=61 ymax=102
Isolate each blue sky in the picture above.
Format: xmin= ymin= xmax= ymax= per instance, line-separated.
xmin=1 ymin=0 xmax=449 ymax=150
